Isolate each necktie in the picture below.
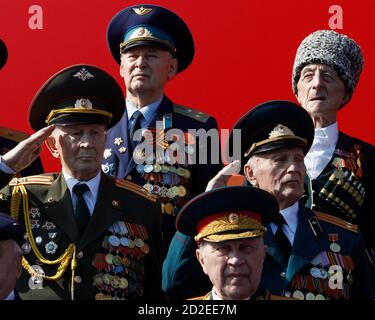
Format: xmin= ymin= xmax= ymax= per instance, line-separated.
xmin=274 ymin=213 xmax=292 ymax=262
xmin=129 ymin=110 xmax=144 ymax=151
xmin=73 ymin=184 xmax=90 ymax=234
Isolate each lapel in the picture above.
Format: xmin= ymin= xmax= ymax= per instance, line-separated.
xmin=124 ymin=96 xmax=174 ymax=176
xmin=77 ymin=173 xmax=128 ymax=250
xmin=42 ymin=174 xmax=81 ymax=244
xmin=285 ymin=205 xmax=322 ymax=282
xmin=264 ymin=225 xmax=285 ymax=267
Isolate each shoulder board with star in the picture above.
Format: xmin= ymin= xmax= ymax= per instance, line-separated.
xmin=9 ymin=174 xmax=55 ymax=186
xmin=314 ymin=210 xmax=358 ymax=234
xmin=173 ymin=104 xmax=211 ymax=123
xmin=115 ymin=179 xmax=158 ymax=202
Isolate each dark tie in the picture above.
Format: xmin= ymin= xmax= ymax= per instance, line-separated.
xmin=73 ymin=184 xmax=90 ymax=234
xmin=274 ymin=213 xmax=292 ymax=262
xmin=129 ymin=110 xmax=144 ymax=152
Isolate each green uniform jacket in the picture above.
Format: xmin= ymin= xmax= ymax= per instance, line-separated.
xmin=0 ymin=172 xmax=163 ymax=300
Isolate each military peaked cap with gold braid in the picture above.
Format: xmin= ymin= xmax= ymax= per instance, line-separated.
xmin=107 ymin=4 xmax=194 ymax=73
xmin=176 ymin=186 xmax=279 ymax=242
xmin=28 ymin=64 xmax=124 ymax=131
xmin=227 ymin=100 xmax=314 ymax=174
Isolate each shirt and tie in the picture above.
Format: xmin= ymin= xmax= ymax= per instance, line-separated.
xmin=269 ymin=202 xmax=299 ymax=262
xmin=63 ymin=171 xmax=101 ymax=234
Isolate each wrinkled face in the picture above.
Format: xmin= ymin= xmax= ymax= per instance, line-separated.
xmin=120 ymin=46 xmax=177 ymax=96
xmin=196 ymin=237 xmax=267 ymax=300
xmin=244 ymin=147 xmax=306 ymax=208
xmin=295 ymin=64 xmax=348 ymax=117
xmin=0 ymin=240 xmax=22 ymax=299
xmin=46 ymin=124 xmax=107 ymax=180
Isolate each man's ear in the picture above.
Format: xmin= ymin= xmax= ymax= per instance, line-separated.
xmin=196 ymin=248 xmax=208 ymax=276
xmin=168 ymin=58 xmax=178 ymax=79
xmin=45 ymin=135 xmax=59 ymax=158
xmin=244 ymin=163 xmax=258 ymax=187
xmin=119 ymin=57 xmax=125 ymax=78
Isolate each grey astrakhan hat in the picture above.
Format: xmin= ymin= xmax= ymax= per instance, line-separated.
xmin=292 ymin=30 xmax=364 ymax=103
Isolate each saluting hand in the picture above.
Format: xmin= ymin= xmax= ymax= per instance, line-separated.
xmin=205 ymin=160 xmax=241 ymax=191
xmin=2 ymin=125 xmax=55 ymax=173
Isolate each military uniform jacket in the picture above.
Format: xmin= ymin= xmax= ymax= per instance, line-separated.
xmin=103 ymin=96 xmax=222 ymax=251
xmin=305 ymin=131 xmax=375 ymax=249
xmin=261 ymin=205 xmax=375 ymax=300
xmin=189 ymin=287 xmax=287 ymax=300
xmin=0 ymin=172 xmax=163 ymax=300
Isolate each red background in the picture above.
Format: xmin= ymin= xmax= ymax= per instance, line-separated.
xmin=0 ymin=0 xmax=374 ymax=172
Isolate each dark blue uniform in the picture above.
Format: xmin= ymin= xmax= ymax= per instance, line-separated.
xmin=103 ymin=96 xmax=222 ymax=252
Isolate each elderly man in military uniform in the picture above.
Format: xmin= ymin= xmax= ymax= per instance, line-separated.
xmin=163 ymin=101 xmax=374 ymax=300
xmin=0 ymin=213 xmax=23 ymax=300
xmin=292 ymin=30 xmax=375 ymax=259
xmin=103 ymin=5 xmax=222 ymax=252
xmin=0 ymin=64 xmax=163 ymax=300
xmin=176 ymin=186 xmax=286 ymax=300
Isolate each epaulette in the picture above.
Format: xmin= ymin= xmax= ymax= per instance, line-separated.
xmin=173 ymin=104 xmax=211 ymax=123
xmin=314 ymin=210 xmax=358 ymax=233
xmin=115 ymin=179 xmax=158 ymax=202
xmin=0 ymin=127 xmax=29 ymax=143
xmin=9 ymin=175 xmax=55 ymax=186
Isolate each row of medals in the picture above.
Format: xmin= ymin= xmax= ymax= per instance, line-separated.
xmin=286 ymin=240 xmax=352 ymax=300
xmin=22 ymin=208 xmax=59 ymax=255
xmin=137 ymin=163 xmax=191 ymax=215
xmin=93 ymin=229 xmax=149 ymax=300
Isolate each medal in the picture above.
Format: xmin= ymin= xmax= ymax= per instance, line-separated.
xmin=143 ymin=183 xmax=153 ymax=193
xmin=127 ymin=238 xmax=135 ymax=249
xmin=113 ymin=255 xmax=122 ymax=266
xmin=93 ymin=274 xmax=104 ymax=288
xmin=135 ymin=238 xmax=144 ymax=248
xmin=305 ymin=292 xmax=315 ymax=300
xmin=105 ymin=253 xmax=114 ymax=265
xmin=144 ymin=164 xmax=153 ymax=173
xmin=119 ymin=277 xmax=129 ymax=289
xmin=159 ymin=186 xmax=168 ymax=198
xmin=315 ymin=294 xmax=325 ymax=300
xmin=292 ymin=290 xmax=305 ymax=300
xmin=178 ymin=186 xmax=187 ymax=197
xmin=108 ymin=235 xmax=120 ymax=247
xmin=184 ymin=169 xmax=192 ymax=179
xmin=120 ymin=236 xmax=130 ymax=247
xmin=95 ymin=293 xmax=106 ymax=300
xmin=35 ymin=236 xmax=43 ymax=245
xmin=153 ymin=164 xmax=161 ymax=173
xmin=161 ymin=165 xmax=169 ymax=173
xmin=310 ymin=267 xmax=321 ymax=278
xmin=136 ymin=164 xmax=144 ymax=173
xmin=22 ymin=242 xmax=31 ymax=254
xmin=103 ymin=273 xmax=112 ymax=285
xmin=141 ymin=243 xmax=150 ymax=254
xmin=176 ymin=167 xmax=186 ymax=177
xmin=114 ymin=137 xmax=123 ymax=145
xmin=45 ymin=241 xmax=58 ymax=254
xmin=328 ymin=234 xmax=341 ymax=253
xmin=330 ymin=242 xmax=341 ymax=253
xmin=164 ymin=202 xmax=174 ymax=215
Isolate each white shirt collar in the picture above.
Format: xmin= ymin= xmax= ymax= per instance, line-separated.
xmin=270 ymin=202 xmax=299 ymax=245
xmin=63 ymin=171 xmax=101 ymax=196
xmin=126 ymin=97 xmax=163 ymax=123
xmin=314 ymin=122 xmax=338 ymax=148
xmin=62 ymin=171 xmax=101 ymax=215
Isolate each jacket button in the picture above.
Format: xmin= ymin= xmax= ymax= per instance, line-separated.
xmin=74 ymin=276 xmax=82 ymax=283
xmin=280 ymin=272 xmax=286 ymax=280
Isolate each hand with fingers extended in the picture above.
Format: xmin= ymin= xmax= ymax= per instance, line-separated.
xmin=205 ymin=160 xmax=241 ymax=191
xmin=2 ymin=125 xmax=54 ymax=173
